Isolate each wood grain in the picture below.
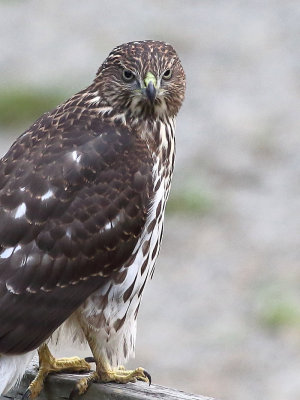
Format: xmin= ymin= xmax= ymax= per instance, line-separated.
xmin=1 ymin=358 xmax=217 ymax=400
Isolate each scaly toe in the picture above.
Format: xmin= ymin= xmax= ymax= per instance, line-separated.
xmin=24 ymin=344 xmax=92 ymax=399
xmin=98 ymin=366 xmax=151 ymax=385
xmin=69 ymin=371 xmax=99 ymax=399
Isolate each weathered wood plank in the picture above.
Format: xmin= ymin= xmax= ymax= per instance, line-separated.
xmin=1 ymin=358 xmax=217 ymax=400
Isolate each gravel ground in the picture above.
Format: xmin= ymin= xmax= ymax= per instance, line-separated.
xmin=1 ymin=1 xmax=300 ymax=400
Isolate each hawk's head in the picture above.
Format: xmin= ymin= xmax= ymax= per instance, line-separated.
xmin=95 ymin=40 xmax=186 ymax=120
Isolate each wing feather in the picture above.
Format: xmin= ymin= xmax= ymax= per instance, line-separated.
xmin=0 ymin=111 xmax=154 ymax=354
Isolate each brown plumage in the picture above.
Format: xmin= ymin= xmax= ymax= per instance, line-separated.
xmin=0 ymin=40 xmax=185 ymax=396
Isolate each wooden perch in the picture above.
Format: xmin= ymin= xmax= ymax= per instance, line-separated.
xmin=1 ymin=358 xmax=217 ymax=400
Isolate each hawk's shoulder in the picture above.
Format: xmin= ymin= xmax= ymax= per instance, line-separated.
xmin=0 ymin=105 xmax=155 ymax=353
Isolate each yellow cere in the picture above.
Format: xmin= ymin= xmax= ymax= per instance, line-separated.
xmin=144 ymin=72 xmax=157 ymax=88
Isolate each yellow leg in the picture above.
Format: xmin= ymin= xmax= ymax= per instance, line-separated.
xmin=68 ymin=330 xmax=152 ymax=398
xmin=69 ymin=371 xmax=99 ymax=398
xmin=22 ymin=343 xmax=91 ymax=399
xmin=69 ymin=361 xmax=151 ymax=399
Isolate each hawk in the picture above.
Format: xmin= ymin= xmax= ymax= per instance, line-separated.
xmin=0 ymin=40 xmax=185 ymax=398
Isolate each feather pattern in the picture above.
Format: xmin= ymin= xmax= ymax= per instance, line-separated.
xmin=0 ymin=40 xmax=185 ymax=394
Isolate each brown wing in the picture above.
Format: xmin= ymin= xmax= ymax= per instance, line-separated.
xmin=0 ymin=112 xmax=154 ymax=354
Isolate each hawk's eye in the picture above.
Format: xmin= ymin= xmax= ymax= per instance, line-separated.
xmin=122 ymin=69 xmax=135 ymax=82
xmin=162 ymin=69 xmax=172 ymax=80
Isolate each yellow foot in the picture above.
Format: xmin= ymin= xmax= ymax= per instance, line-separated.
xmin=22 ymin=343 xmax=91 ymax=399
xmin=69 ymin=371 xmax=99 ymax=399
xmin=99 ymin=365 xmax=151 ymax=384
xmin=69 ymin=366 xmax=151 ymax=399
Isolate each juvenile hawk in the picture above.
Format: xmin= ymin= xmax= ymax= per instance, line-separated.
xmin=0 ymin=40 xmax=185 ymax=398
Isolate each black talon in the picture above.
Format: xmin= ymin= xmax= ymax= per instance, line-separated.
xmin=21 ymin=388 xmax=31 ymax=400
xmin=84 ymin=356 xmax=95 ymax=363
xmin=143 ymin=369 xmax=152 ymax=386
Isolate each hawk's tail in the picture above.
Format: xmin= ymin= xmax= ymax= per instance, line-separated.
xmin=0 ymin=351 xmax=35 ymax=395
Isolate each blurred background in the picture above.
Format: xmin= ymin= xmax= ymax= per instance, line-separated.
xmin=1 ymin=1 xmax=300 ymax=399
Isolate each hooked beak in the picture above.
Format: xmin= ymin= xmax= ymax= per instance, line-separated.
xmin=145 ymin=81 xmax=156 ymax=103
xmin=144 ymin=72 xmax=157 ymax=104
